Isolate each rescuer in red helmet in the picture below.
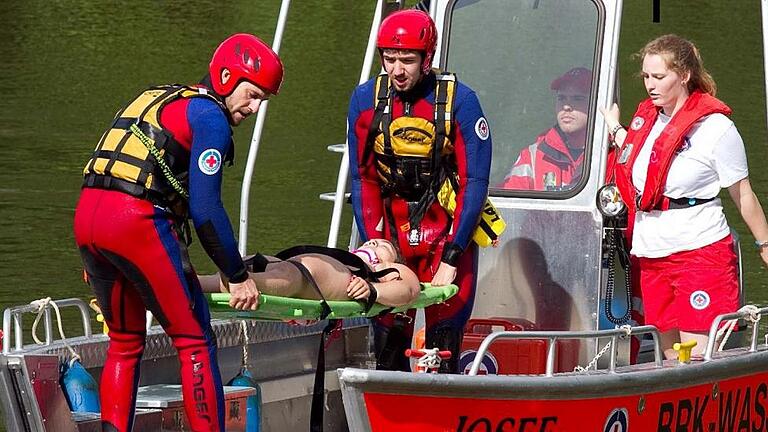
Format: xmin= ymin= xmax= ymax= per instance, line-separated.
xmin=347 ymin=10 xmax=493 ymax=374
xmin=74 ymin=33 xmax=283 ymax=431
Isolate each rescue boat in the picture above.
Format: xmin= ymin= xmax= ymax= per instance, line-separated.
xmin=333 ymin=0 xmax=768 ymax=431
xmin=2 ymin=1 xmax=768 ymax=431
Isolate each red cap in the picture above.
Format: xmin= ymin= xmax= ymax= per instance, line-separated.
xmin=209 ymin=33 xmax=284 ymax=96
xmin=376 ymin=10 xmax=437 ymax=74
xmin=550 ymin=67 xmax=592 ymax=93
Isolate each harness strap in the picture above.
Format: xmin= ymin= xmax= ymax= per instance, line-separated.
xmin=378 ymin=75 xmax=394 ymax=157
xmin=111 ymin=117 xmax=186 ymax=176
xmin=369 ymin=267 xmax=400 ymax=281
xmin=285 ymin=260 xmax=331 ymax=319
xmin=362 ymin=74 xmax=392 ymax=168
xmin=432 ymin=73 xmax=452 ymax=172
xmin=406 ymin=73 xmax=456 ymax=231
xmin=662 ymin=196 xmax=715 ymax=210
xmin=129 ymin=123 xmax=189 ymax=199
xmin=364 ymin=282 xmax=378 ymax=313
xmin=286 ymin=258 xmax=338 ymax=432
xmin=243 ymin=253 xmax=269 ymax=273
xmin=275 ymin=245 xmax=370 ymax=278
xmin=309 ymin=317 xmax=339 ymax=432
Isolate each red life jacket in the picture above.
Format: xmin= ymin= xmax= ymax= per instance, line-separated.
xmin=613 ymin=91 xmax=731 ymax=214
xmin=501 ymin=127 xmax=584 ymax=190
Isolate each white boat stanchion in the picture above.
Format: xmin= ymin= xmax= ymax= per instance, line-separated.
xmin=326 ymin=0 xmax=384 ymax=249
xmin=238 ymin=0 xmax=292 ymax=255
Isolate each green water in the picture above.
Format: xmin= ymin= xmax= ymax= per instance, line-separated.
xmin=0 ymin=0 xmax=374 ymax=324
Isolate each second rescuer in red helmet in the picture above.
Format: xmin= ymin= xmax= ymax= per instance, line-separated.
xmin=75 ymin=33 xmax=282 ymax=431
xmin=347 ymin=10 xmax=493 ymax=373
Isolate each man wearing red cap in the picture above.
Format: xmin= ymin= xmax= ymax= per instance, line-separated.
xmin=347 ymin=9 xmax=492 ymax=373
xmin=502 ymin=67 xmax=592 ymax=190
xmin=74 ymin=34 xmax=283 ymax=431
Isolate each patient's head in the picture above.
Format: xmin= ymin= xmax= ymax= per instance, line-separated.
xmin=353 ymin=239 xmax=400 ymax=266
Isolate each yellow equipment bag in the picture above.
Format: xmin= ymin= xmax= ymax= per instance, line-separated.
xmin=437 ymin=179 xmax=506 ymax=247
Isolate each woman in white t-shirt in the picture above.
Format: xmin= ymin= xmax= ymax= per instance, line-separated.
xmin=601 ymin=34 xmax=768 ymax=359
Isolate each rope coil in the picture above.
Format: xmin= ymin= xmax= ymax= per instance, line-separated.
xmin=240 ymin=320 xmax=249 ymax=367
xmin=716 ymin=304 xmax=761 ymax=352
xmin=415 ymin=348 xmax=444 ymax=371
xmin=30 ymin=297 xmax=81 ymax=365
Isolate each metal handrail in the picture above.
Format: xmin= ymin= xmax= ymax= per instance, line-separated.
xmin=704 ymin=305 xmax=768 ymax=361
xmin=467 ymin=325 xmax=663 ymax=377
xmin=238 ymin=0 xmax=292 ymax=255
xmin=2 ymin=298 xmax=93 ymax=354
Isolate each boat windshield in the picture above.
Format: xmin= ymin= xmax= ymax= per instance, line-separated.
xmin=443 ymin=0 xmax=600 ymax=196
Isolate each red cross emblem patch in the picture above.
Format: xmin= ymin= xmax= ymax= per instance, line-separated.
xmin=198 ymin=148 xmax=222 ymax=175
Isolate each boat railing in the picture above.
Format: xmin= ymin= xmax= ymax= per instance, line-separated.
xmin=704 ymin=305 xmax=768 ymax=361
xmin=467 ymin=325 xmax=664 ymax=377
xmin=2 ymin=297 xmax=93 ymax=354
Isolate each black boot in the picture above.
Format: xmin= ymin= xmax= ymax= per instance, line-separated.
xmin=374 ymin=316 xmax=412 ymax=372
xmin=426 ymin=325 xmax=464 ymax=374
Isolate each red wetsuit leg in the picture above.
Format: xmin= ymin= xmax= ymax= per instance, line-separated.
xmin=374 ymin=198 xmax=478 ymax=373
xmin=75 ymin=189 xmax=225 ymax=432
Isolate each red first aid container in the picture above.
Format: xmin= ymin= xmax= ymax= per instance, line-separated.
xmin=459 ymin=317 xmax=579 ymax=375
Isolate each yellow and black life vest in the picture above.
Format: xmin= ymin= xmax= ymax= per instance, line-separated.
xmin=370 ymin=72 xmax=455 ymax=200
xmin=82 ymin=85 xmax=230 ymax=213
xmin=367 ymin=73 xmax=505 ymax=248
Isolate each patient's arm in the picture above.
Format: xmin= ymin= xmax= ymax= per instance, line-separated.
xmin=347 ymin=263 xmax=420 ymax=307
xmin=377 ymin=263 xmax=421 ymax=306
xmin=199 ymin=274 xmax=228 ymax=293
xmin=199 ymin=254 xmax=281 ymax=294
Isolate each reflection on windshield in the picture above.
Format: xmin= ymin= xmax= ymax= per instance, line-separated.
xmin=445 ymin=0 xmax=599 ymax=195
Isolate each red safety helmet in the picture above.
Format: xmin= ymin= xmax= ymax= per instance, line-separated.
xmin=209 ymin=33 xmax=284 ymax=96
xmin=376 ymin=10 xmax=437 ymax=74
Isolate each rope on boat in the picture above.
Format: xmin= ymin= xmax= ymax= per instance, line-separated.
xmin=716 ymin=304 xmax=761 ymax=352
xmin=574 ymin=325 xmax=632 ymax=373
xmin=29 ymin=297 xmax=81 ymax=366
xmin=240 ymin=320 xmax=249 ymax=367
xmin=415 ymin=348 xmax=444 ymax=371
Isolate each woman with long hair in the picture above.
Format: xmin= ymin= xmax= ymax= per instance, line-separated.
xmin=602 ymin=34 xmax=768 ymax=359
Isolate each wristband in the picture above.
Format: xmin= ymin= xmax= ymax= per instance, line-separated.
xmin=610 ymin=124 xmax=624 ymax=136
xmin=228 ymin=265 xmax=249 ymax=284
xmin=440 ymin=242 xmax=464 ymax=267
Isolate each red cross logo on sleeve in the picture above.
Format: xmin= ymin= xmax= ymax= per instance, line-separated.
xmin=205 ymin=154 xmax=218 ymax=169
xmin=197 ymin=149 xmax=222 ymax=175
